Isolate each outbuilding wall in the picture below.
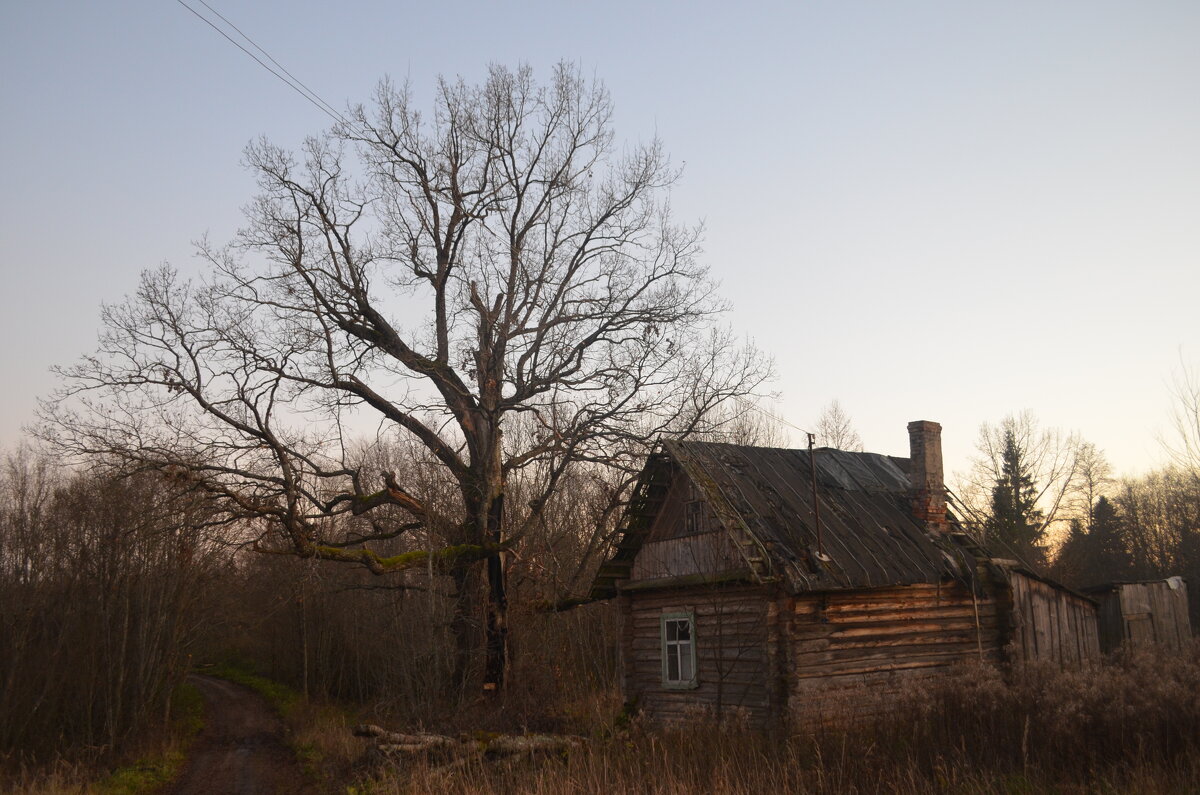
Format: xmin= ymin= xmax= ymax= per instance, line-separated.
xmin=1006 ymin=571 xmax=1100 ymax=665
xmin=1091 ymin=579 xmax=1192 ymax=653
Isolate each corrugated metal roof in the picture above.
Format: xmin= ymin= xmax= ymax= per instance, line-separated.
xmin=661 ymin=440 xmax=978 ymax=592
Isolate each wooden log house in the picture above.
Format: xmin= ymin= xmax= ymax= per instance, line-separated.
xmin=590 ymin=421 xmax=1101 ymax=729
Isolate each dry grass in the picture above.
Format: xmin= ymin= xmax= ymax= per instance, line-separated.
xmin=355 ymin=739 xmax=1200 ymax=795
xmin=0 ymin=758 xmax=94 ymax=795
xmin=349 ymin=642 xmax=1200 ymax=794
xmin=0 ymin=680 xmax=202 ymax=795
xmin=12 ymin=643 xmax=1195 ymax=794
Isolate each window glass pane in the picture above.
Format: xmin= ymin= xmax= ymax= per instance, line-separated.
xmin=663 ymin=616 xmax=694 ymax=685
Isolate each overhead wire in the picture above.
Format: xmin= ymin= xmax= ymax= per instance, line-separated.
xmin=733 ymin=395 xmax=814 ymax=438
xmin=175 ymin=0 xmax=817 ymax=450
xmin=175 ymin=0 xmax=347 ymax=126
xmin=174 ymin=0 xmax=977 ymax=564
xmin=191 ymin=0 xmax=347 ymax=123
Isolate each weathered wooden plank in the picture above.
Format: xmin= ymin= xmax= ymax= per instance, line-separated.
xmin=792 ymin=632 xmax=984 ymax=654
xmin=791 ymin=640 xmax=986 ymax=666
xmin=625 ymin=582 xmax=771 ymax=727
xmin=640 ymin=691 xmax=769 ymax=707
xmin=630 ymin=531 xmax=745 ymax=581
xmin=798 ymin=605 xmax=991 ymax=624
xmin=1005 ymin=571 xmax=1099 ymax=666
xmin=791 ymin=655 xmax=975 ymax=679
xmin=630 ymin=610 xmax=764 ymax=625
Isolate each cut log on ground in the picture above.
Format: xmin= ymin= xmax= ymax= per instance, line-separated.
xmin=355 ymin=725 xmax=587 ymax=768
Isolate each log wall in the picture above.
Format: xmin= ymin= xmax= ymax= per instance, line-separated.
xmin=621 ymin=584 xmax=772 ymax=727
xmin=1007 ymin=571 xmax=1100 ymax=665
xmin=786 ymin=581 xmax=1001 ymax=723
xmin=618 ymin=573 xmax=1107 ymax=730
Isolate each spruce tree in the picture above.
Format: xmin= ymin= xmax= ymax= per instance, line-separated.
xmin=985 ymin=429 xmax=1045 ymax=562
xmin=1051 ymin=518 xmax=1090 ymax=587
xmin=1083 ymin=496 xmax=1132 ymax=584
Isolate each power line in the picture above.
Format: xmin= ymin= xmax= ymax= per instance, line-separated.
xmin=734 ymin=396 xmax=813 ymax=438
xmin=192 ymin=0 xmax=346 ymax=123
xmin=176 ymin=0 xmax=347 ymax=126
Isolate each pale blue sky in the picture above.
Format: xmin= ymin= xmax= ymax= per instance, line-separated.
xmin=2 ymin=1 xmax=1197 ymax=478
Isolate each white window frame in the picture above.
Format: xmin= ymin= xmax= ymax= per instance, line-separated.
xmin=660 ymin=611 xmax=698 ymax=689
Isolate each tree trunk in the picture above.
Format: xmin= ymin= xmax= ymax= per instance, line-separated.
xmin=483 ymin=493 xmax=508 ymax=693
xmin=449 ymin=562 xmax=480 ymax=697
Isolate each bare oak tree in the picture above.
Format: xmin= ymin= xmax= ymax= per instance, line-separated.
xmin=41 ymin=64 xmax=769 ymax=693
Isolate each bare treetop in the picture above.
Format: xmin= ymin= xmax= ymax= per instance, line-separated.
xmin=814 ymin=400 xmax=863 ymax=452
xmin=1164 ymin=358 xmax=1200 ymax=478
xmin=40 ymin=63 xmax=771 ymax=691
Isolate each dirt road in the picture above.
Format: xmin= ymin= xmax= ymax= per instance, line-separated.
xmin=169 ymin=675 xmax=312 ymax=795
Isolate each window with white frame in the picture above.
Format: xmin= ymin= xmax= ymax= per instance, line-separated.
xmin=661 ymin=612 xmax=697 ymax=688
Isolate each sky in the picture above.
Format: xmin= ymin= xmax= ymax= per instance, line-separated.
xmin=1 ymin=0 xmax=1198 ymax=480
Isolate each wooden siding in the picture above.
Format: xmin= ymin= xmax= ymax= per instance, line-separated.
xmin=1094 ymin=580 xmax=1191 ymax=653
xmin=630 ymin=531 xmax=744 ymax=581
xmin=1007 ymin=572 xmax=1100 ymax=666
xmin=623 ymin=584 xmax=771 ymax=727
xmin=643 ymin=471 xmax=717 ymax=541
xmin=786 ymin=581 xmax=1001 ymax=723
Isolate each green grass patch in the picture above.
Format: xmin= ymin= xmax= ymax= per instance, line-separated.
xmin=204 ymin=661 xmax=301 ymax=718
xmin=97 ymin=749 xmax=186 ymax=795
xmin=171 ymin=680 xmax=205 ymax=738
xmin=97 ymin=680 xmax=204 ymax=795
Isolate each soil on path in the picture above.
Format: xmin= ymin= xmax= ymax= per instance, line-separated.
xmin=169 ymin=675 xmax=313 ymax=795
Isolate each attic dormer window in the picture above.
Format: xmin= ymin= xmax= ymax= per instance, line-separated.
xmin=684 ymin=499 xmax=704 ymax=535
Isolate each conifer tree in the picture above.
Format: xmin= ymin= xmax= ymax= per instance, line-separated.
xmin=1085 ymin=496 xmax=1132 ymax=583
xmin=1051 ymin=517 xmax=1089 ymax=587
xmin=1055 ymin=495 xmax=1132 ymax=586
xmin=985 ymin=429 xmax=1045 ymax=562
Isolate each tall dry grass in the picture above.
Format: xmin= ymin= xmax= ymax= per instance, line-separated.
xmin=353 ymin=642 xmax=1200 ymax=794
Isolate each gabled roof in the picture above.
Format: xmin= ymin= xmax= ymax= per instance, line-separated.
xmin=591 ymin=440 xmax=986 ymax=598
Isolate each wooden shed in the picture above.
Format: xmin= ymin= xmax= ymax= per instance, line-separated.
xmin=1084 ymin=578 xmax=1192 ymax=654
xmin=591 ymin=421 xmax=1101 ymax=729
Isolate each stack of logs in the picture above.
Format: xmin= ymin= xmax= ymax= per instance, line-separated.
xmin=353 ymin=724 xmax=586 ymax=767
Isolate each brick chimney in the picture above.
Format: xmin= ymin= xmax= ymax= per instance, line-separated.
xmin=907 ymin=420 xmax=949 ymax=534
